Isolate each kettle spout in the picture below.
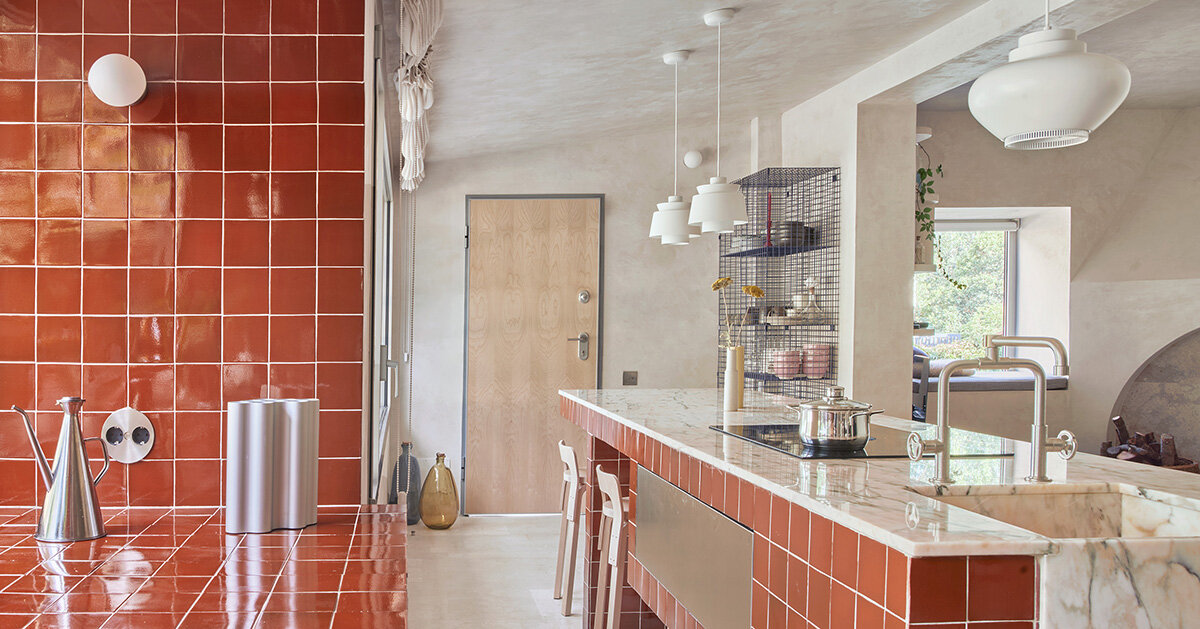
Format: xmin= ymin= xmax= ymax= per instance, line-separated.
xmin=11 ymin=406 xmax=52 ymax=491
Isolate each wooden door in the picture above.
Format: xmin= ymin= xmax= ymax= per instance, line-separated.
xmin=465 ymin=196 xmax=600 ymax=514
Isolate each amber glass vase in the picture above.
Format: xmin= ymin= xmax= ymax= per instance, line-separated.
xmin=419 ymin=453 xmax=459 ymax=530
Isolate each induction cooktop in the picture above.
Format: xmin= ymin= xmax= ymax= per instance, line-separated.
xmin=709 ymin=422 xmax=1016 ymax=460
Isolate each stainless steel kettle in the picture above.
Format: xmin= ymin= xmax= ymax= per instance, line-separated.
xmin=11 ymin=397 xmax=110 ymax=542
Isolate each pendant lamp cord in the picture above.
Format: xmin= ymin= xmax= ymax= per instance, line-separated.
xmin=716 ymin=22 xmax=722 ymax=178
xmin=673 ymin=62 xmax=679 ymax=197
xmin=1044 ymin=0 xmax=1050 ymax=30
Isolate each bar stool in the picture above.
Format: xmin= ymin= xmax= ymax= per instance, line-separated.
xmin=554 ymin=440 xmax=586 ymax=616
xmin=593 ymin=466 xmax=628 ymax=629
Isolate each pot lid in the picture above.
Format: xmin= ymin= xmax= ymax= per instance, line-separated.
xmin=797 ymin=386 xmax=872 ymax=412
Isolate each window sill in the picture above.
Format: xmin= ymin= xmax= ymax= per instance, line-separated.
xmin=914 ymin=373 xmax=1069 ymax=393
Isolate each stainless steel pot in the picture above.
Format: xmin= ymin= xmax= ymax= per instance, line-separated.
xmin=786 ymin=386 xmax=884 ymax=450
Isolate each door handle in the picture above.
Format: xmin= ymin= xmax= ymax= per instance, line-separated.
xmin=566 ymin=332 xmax=589 ymax=361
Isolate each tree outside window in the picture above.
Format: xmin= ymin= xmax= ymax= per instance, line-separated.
xmin=914 ymin=230 xmax=1007 ymax=360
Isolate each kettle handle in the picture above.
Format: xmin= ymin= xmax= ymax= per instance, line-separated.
xmin=83 ymin=437 xmax=110 ymax=485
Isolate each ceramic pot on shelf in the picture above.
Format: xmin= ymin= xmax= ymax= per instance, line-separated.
xmin=771 ymin=349 xmax=804 ymax=379
xmin=802 ymin=344 xmax=832 ymax=379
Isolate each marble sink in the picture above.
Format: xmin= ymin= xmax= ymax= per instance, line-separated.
xmin=908 ymin=482 xmax=1200 ymax=539
xmin=910 ymin=481 xmax=1200 ymax=627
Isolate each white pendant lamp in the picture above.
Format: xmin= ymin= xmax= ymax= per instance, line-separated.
xmin=649 ymin=50 xmax=699 ymax=245
xmin=649 ymin=196 xmax=693 ymax=245
xmin=968 ymin=1 xmax=1130 ymax=150
xmin=688 ymin=8 xmax=746 ymax=234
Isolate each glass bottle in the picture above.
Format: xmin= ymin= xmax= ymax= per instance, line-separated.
xmin=800 ymin=286 xmax=824 ymax=324
xmin=389 ymin=442 xmax=422 ymax=526
xmin=419 ymin=453 xmax=459 ymax=530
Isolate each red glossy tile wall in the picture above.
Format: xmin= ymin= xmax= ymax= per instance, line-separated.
xmin=561 ymin=397 xmax=1040 ymax=629
xmin=0 ymin=0 xmax=366 ymax=507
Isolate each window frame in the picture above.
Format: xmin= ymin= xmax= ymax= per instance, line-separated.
xmin=917 ymin=219 xmax=1021 ymax=355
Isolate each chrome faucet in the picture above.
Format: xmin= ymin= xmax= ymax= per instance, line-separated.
xmin=982 ymin=335 xmax=1069 ymax=376
xmin=908 ymin=336 xmax=1077 ymax=484
xmin=983 ymin=335 xmax=1077 ymax=481
xmin=906 ymin=359 xmax=980 ymax=484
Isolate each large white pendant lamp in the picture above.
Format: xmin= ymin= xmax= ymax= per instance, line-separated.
xmin=688 ymin=8 xmax=746 ymax=234
xmin=649 ymin=50 xmax=699 ymax=246
xmin=968 ymin=1 xmax=1130 ymax=150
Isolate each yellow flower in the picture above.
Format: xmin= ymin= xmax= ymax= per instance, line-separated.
xmin=711 ymin=277 xmax=733 ymax=291
xmin=742 ymin=285 xmax=765 ymax=298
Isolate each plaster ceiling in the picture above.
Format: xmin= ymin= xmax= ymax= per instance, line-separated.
xmin=919 ymin=0 xmax=1200 ymax=111
xmin=420 ymin=0 xmax=989 ymax=162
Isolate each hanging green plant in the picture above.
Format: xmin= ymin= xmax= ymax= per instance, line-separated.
xmin=915 ymin=164 xmax=965 ymax=290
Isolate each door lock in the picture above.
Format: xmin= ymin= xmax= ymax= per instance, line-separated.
xmin=566 ymin=332 xmax=590 ymax=360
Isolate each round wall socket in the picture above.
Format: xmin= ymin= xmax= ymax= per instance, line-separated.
xmin=101 ymin=407 xmax=155 ymax=464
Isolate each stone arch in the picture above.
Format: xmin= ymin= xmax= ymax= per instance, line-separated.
xmin=1110 ymin=327 xmax=1200 ymax=458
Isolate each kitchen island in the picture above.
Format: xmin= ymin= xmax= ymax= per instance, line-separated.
xmin=560 ymin=388 xmax=1200 ymax=629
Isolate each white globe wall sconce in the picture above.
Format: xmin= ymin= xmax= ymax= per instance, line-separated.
xmin=87 ymin=54 xmax=147 ymax=107
xmin=683 ymin=150 xmax=703 ymax=169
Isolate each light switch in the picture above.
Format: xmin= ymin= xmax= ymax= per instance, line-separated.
xmin=622 ymin=371 xmax=638 ymax=386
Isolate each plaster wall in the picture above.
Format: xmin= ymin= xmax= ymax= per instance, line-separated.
xmin=781 ymin=101 xmax=860 ymax=395
xmin=778 ymin=0 xmax=1158 ymax=435
xmin=853 ymin=103 xmax=919 ymax=417
xmin=749 ymin=115 xmax=783 ymax=172
xmin=776 ymin=0 xmax=1130 ymax=418
xmin=917 ymin=107 xmax=1200 ymax=449
xmin=1013 ymin=209 xmax=1071 ymax=357
xmin=401 ymin=126 xmax=748 ymax=490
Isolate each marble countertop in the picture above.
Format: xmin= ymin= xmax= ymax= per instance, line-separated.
xmin=560 ymin=388 xmax=1200 ymax=557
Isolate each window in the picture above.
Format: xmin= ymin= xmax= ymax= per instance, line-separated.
xmin=914 ymin=221 xmax=1017 ymax=360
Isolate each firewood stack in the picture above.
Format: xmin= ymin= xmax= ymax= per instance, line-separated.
xmin=1101 ymin=416 xmax=1199 ymax=473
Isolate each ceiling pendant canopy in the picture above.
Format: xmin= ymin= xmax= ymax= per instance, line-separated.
xmin=649 ymin=50 xmax=699 ymax=246
xmin=968 ymin=4 xmax=1130 ymax=150
xmin=688 ymin=8 xmax=746 ymax=234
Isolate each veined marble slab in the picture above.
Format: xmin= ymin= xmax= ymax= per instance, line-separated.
xmin=560 ymin=388 xmax=1200 ymax=558
xmin=911 ymin=482 xmax=1200 ymax=539
xmin=1042 ymin=537 xmax=1200 ymax=628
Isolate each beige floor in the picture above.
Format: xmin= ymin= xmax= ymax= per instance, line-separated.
xmin=408 ymin=514 xmax=586 ymax=628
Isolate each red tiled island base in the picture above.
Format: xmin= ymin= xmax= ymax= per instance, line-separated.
xmin=562 ymin=397 xmax=1037 ymax=629
xmin=0 ymin=504 xmax=406 ymax=628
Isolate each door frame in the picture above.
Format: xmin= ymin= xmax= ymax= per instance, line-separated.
xmin=461 ymin=194 xmax=605 ymax=513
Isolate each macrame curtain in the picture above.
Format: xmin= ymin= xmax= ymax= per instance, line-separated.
xmin=395 ymin=0 xmax=443 ymax=191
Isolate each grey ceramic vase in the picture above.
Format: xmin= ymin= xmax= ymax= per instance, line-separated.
xmin=389 ymin=442 xmax=422 ymax=525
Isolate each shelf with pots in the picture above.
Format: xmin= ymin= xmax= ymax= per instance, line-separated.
xmin=716 ymin=167 xmax=841 ymax=403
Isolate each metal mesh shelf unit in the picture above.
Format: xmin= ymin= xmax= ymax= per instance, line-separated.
xmin=717 ymin=167 xmax=840 ymax=402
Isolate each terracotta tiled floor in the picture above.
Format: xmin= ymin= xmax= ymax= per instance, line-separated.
xmin=0 ymin=505 xmax=407 ymax=628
